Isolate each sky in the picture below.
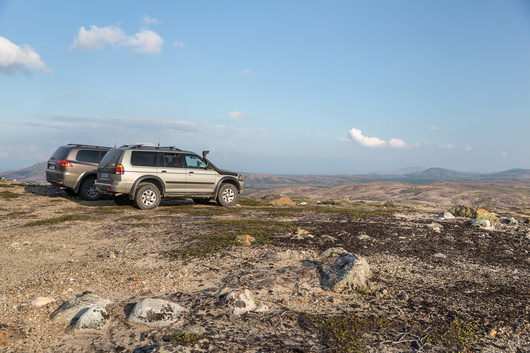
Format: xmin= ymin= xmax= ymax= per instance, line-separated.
xmin=1 ymin=0 xmax=530 ymax=174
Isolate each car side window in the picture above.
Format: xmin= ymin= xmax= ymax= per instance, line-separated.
xmin=163 ymin=153 xmax=185 ymax=168
xmin=131 ymin=151 xmax=160 ymax=167
xmin=76 ymin=150 xmax=100 ymax=163
xmin=184 ymin=155 xmax=208 ymax=169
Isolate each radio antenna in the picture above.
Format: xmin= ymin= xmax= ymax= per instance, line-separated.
xmin=157 ymin=117 xmax=162 ymax=147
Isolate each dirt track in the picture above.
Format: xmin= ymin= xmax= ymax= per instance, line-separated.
xmin=0 ymin=181 xmax=529 ymax=352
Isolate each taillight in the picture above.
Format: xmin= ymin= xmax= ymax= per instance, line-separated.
xmin=115 ymin=164 xmax=124 ymax=175
xmin=57 ymin=160 xmax=73 ymax=167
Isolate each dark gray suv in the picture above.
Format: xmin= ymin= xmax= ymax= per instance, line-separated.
xmin=94 ymin=145 xmax=244 ymax=210
xmin=46 ymin=144 xmax=111 ymax=200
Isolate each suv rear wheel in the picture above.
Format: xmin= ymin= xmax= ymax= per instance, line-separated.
xmin=134 ymin=183 xmax=161 ymax=210
xmin=79 ymin=177 xmax=101 ymax=201
xmin=217 ymin=183 xmax=238 ymax=207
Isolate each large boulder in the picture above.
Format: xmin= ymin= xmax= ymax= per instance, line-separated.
xmin=450 ymin=205 xmax=498 ymax=221
xmin=68 ymin=305 xmax=110 ymax=332
xmin=128 ymin=298 xmax=184 ymax=327
xmin=319 ymin=249 xmax=371 ymax=292
xmin=465 ymin=219 xmax=493 ymax=230
xmin=219 ymin=289 xmax=257 ymax=315
xmin=50 ymin=292 xmax=111 ymax=322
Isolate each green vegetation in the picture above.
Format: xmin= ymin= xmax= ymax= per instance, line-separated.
xmin=178 ymin=219 xmax=299 ymax=257
xmin=170 ymin=333 xmax=202 ymax=346
xmin=0 ymin=183 xmax=15 ymax=188
xmin=159 ymin=204 xmax=241 ymax=216
xmin=0 ymin=190 xmax=21 ymax=199
xmin=429 ymin=318 xmax=482 ymax=352
xmin=238 ymin=196 xmax=265 ymax=206
xmin=24 ymin=215 xmax=99 ymax=226
xmin=120 ymin=215 xmax=147 ymax=221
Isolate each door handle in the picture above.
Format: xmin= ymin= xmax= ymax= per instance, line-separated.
xmin=188 ymin=171 xmax=194 ymax=174
xmin=161 ymin=170 xmax=167 ymax=173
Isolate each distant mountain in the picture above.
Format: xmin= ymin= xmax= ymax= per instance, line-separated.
xmin=0 ymin=162 xmax=47 ymax=183
xmin=481 ymin=169 xmax=530 ymax=181
xmin=405 ymin=167 xmax=478 ymax=182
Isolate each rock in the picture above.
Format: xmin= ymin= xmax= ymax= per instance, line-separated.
xmin=50 ymin=292 xmax=111 ymax=322
xmin=424 ymin=223 xmax=443 ymax=233
xmin=501 ymin=217 xmax=518 ymax=226
xmin=299 ymin=202 xmax=308 ymax=205
xmin=128 ymin=298 xmax=184 ymax=327
xmin=0 ymin=326 xmax=22 ymax=347
xmin=355 ymin=234 xmax=372 ymax=241
xmin=264 ymin=195 xmax=296 ymax=206
xmin=488 ymin=328 xmax=497 ymax=337
xmin=525 ymin=257 xmax=530 ymax=265
xmin=264 ymin=249 xmax=301 ymax=261
xmin=465 ymin=219 xmax=493 ymax=229
xmin=254 ymin=303 xmax=269 ymax=312
xmin=220 ymin=289 xmax=256 ymax=315
xmin=437 ymin=211 xmax=455 ymax=220
xmin=236 ymin=234 xmax=255 ymax=246
xmin=319 ymin=247 xmax=348 ymax=259
xmin=433 ymin=253 xmax=447 ymax=259
xmin=450 ymin=205 xmax=498 ymax=221
xmin=291 ymin=228 xmax=314 ymax=240
xmin=31 ymin=297 xmax=54 ymax=307
xmin=68 ymin=305 xmax=110 ymax=332
xmin=320 ymin=252 xmax=371 ymax=292
xmin=397 ymin=292 xmax=409 ymax=301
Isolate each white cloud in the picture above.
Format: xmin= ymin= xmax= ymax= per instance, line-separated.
xmin=429 ymin=126 xmax=439 ymax=131
xmin=465 ymin=145 xmax=472 ymax=151
xmin=348 ymin=128 xmax=387 ymax=148
xmin=126 ymin=29 xmax=164 ymax=54
xmin=388 ymin=138 xmax=407 ymax=148
xmin=501 ymin=152 xmax=508 ymax=158
xmin=173 ymin=40 xmax=185 ymax=48
xmin=439 ymin=143 xmax=456 ymax=149
xmin=142 ymin=15 xmax=161 ymax=26
xmin=228 ymin=111 xmax=247 ymax=120
xmin=71 ymin=25 xmax=163 ymax=54
xmin=0 ymin=36 xmax=51 ymax=74
xmin=240 ymin=68 xmax=253 ymax=76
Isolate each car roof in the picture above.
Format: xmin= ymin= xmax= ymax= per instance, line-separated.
xmin=117 ymin=145 xmax=195 ymax=154
xmin=65 ymin=144 xmax=111 ymax=150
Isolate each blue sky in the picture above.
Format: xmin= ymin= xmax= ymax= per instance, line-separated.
xmin=1 ymin=0 xmax=529 ymax=174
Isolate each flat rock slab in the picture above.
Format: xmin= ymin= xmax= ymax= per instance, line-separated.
xmin=50 ymin=293 xmax=111 ymax=322
xmin=68 ymin=305 xmax=110 ymax=332
xmin=128 ymin=298 xmax=184 ymax=327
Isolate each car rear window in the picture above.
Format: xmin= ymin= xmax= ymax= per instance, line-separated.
xmin=50 ymin=146 xmax=70 ymax=160
xmin=131 ymin=151 xmax=160 ymax=167
xmin=76 ymin=150 xmax=100 ymax=163
xmin=99 ymin=149 xmax=123 ymax=167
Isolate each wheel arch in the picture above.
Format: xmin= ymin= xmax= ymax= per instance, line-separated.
xmin=214 ymin=177 xmax=240 ymax=197
xmin=74 ymin=171 xmax=97 ymax=193
xmin=130 ymin=176 xmax=165 ymax=200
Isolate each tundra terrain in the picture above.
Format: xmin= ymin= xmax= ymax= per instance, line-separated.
xmin=0 ymin=179 xmax=528 ymax=352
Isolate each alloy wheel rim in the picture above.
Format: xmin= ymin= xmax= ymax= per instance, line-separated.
xmin=86 ymin=183 xmax=98 ymax=197
xmin=141 ymin=190 xmax=156 ymax=206
xmin=222 ymin=188 xmax=235 ymax=203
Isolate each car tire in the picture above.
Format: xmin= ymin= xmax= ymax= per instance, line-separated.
xmin=134 ymin=183 xmax=161 ymax=210
xmin=79 ymin=177 xmax=101 ymax=201
xmin=193 ymin=197 xmax=211 ymax=205
xmin=114 ymin=194 xmax=133 ymax=206
xmin=217 ymin=183 xmax=238 ymax=207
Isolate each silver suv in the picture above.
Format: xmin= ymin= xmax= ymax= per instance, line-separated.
xmin=46 ymin=144 xmax=111 ymax=200
xmin=94 ymin=145 xmax=245 ymax=209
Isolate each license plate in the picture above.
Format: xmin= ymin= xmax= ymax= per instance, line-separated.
xmin=49 ymin=165 xmax=55 ymax=170
xmin=100 ymin=172 xmax=109 ymax=179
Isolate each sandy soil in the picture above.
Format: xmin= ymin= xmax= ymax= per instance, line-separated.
xmin=0 ymin=180 xmax=528 ymax=352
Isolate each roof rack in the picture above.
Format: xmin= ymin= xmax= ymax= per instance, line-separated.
xmin=66 ymin=144 xmax=110 ymax=149
xmin=118 ymin=145 xmax=182 ymax=151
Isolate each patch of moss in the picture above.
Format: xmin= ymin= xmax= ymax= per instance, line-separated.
xmin=24 ymin=215 xmax=99 ymax=227
xmin=170 ymin=333 xmax=202 ymax=346
xmin=428 ymin=318 xmax=482 ymax=352
xmin=0 ymin=190 xmax=20 ymax=199
xmin=238 ymin=197 xmax=265 ymax=206
xmin=0 ymin=183 xmax=15 ymax=188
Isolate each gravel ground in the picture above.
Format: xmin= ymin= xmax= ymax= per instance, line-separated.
xmin=0 ymin=181 xmax=528 ymax=352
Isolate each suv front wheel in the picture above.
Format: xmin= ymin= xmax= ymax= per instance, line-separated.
xmin=217 ymin=183 xmax=238 ymax=207
xmin=134 ymin=183 xmax=161 ymax=210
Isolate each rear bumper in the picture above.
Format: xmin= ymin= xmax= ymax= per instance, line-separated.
xmin=46 ymin=170 xmax=77 ymax=189
xmin=95 ymin=180 xmax=132 ymax=194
